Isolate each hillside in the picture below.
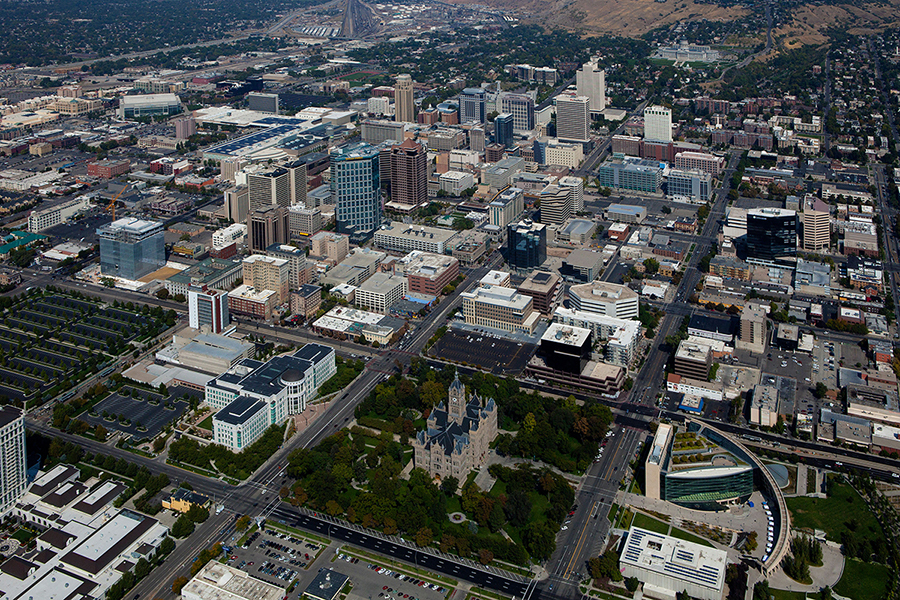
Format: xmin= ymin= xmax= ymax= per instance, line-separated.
xmin=450 ymin=0 xmax=900 ymax=46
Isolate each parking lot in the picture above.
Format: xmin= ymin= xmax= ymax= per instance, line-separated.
xmin=228 ymin=527 xmax=454 ymax=600
xmin=232 ymin=527 xmax=325 ymax=590
xmin=429 ymin=329 xmax=536 ymax=374
xmin=79 ymin=384 xmax=195 ymax=439
xmin=331 ymin=550 xmax=451 ymax=600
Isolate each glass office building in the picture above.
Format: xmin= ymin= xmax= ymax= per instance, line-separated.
xmin=98 ymin=218 xmax=165 ymax=280
xmin=746 ymin=208 xmax=797 ymax=260
xmin=331 ymin=142 xmax=381 ymax=242
xmin=663 ymin=465 xmax=754 ymax=510
xmin=507 ymin=220 xmax=547 ymax=270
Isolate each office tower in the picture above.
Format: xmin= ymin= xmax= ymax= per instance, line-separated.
xmin=247 ymin=205 xmax=290 ymax=251
xmin=188 ymin=286 xmax=230 ymax=333
xmin=243 ymin=254 xmax=290 ymax=303
xmin=459 ymin=88 xmax=486 ymax=124
xmin=394 ymin=74 xmax=415 ymax=123
xmin=499 ymin=93 xmax=536 ymax=132
xmin=802 ymin=197 xmax=830 ymax=252
xmin=644 ymin=105 xmax=673 ymax=143
xmin=556 ymin=95 xmax=590 ymax=143
xmin=469 ymin=127 xmax=485 ymax=152
xmin=0 ymin=407 xmax=25 ymax=515
xmin=576 ymin=57 xmax=606 ymax=113
xmin=331 ymin=142 xmax=381 ymax=240
xmin=98 ymin=218 xmax=165 ymax=280
xmin=267 ymin=243 xmax=309 ymax=289
xmin=746 ymin=208 xmax=797 ymax=260
xmin=489 ymin=187 xmax=525 ymax=228
xmin=507 ymin=220 xmax=547 ymax=270
xmin=224 ymin=186 xmax=249 ymax=224
xmin=248 ymin=167 xmax=290 ymax=212
xmin=538 ymin=184 xmax=572 ymax=225
xmin=247 ymin=92 xmax=279 ymax=114
xmin=559 ymin=175 xmax=585 ymax=213
xmin=389 ymin=139 xmax=427 ymax=211
xmin=284 ymin=159 xmax=308 ymax=207
xmin=494 ymin=113 xmax=514 ymax=148
xmin=174 ymin=117 xmax=197 ymax=140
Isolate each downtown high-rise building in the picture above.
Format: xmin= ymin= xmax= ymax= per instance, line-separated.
xmin=248 ymin=167 xmax=290 ymax=212
xmin=394 ymin=74 xmax=415 ymax=123
xmin=0 ymin=407 xmax=25 ymax=516
xmin=331 ymin=142 xmax=382 ymax=240
xmin=644 ymin=105 xmax=673 ymax=143
xmin=459 ymin=88 xmax=486 ymax=125
xmin=389 ymin=139 xmax=427 ymax=211
xmin=556 ymin=94 xmax=590 ymax=143
xmin=188 ymin=286 xmax=230 ymax=333
xmin=499 ymin=93 xmax=535 ymax=132
xmin=746 ymin=208 xmax=797 ymax=261
xmin=576 ymin=57 xmax=606 ymax=113
xmin=98 ymin=217 xmax=165 ymax=281
xmin=247 ymin=205 xmax=290 ymax=251
xmin=494 ymin=113 xmax=514 ymax=148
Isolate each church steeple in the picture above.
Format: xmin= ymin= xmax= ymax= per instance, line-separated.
xmin=448 ymin=370 xmax=465 ymax=424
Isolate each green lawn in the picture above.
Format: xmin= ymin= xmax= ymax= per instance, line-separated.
xmin=834 ymin=559 xmax=890 ymax=600
xmin=786 ymin=480 xmax=883 ymax=547
xmin=631 ymin=512 xmax=669 ymax=535
xmin=668 ymin=527 xmax=715 ymax=548
xmin=11 ymin=528 xmax=35 ymax=543
xmin=198 ymin=415 xmax=213 ymax=430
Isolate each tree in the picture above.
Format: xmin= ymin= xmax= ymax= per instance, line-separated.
xmin=155 ymin=288 xmax=170 ymax=300
xmin=235 ymin=515 xmax=251 ymax=531
xmin=625 ymin=577 xmax=640 ymax=592
xmin=814 ymin=382 xmax=828 ymax=399
xmin=479 ymin=548 xmax=494 ymax=564
xmin=440 ymin=476 xmax=459 ymax=496
xmin=135 ymin=557 xmax=151 ymax=579
xmin=159 ymin=536 xmax=175 ymax=555
xmin=415 ymin=527 xmax=433 ymax=547
xmin=171 ymin=514 xmax=195 ymax=538
xmin=172 ymin=576 xmax=189 ymax=594
xmin=523 ymin=412 xmax=536 ymax=434
xmin=643 ymin=258 xmax=660 ymax=274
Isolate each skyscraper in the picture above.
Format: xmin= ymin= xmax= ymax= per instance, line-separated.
xmin=644 ymin=105 xmax=673 ymax=143
xmin=499 ymin=93 xmax=536 ymax=132
xmin=559 ymin=175 xmax=585 ymax=213
xmin=188 ymin=286 xmax=230 ymax=333
xmin=746 ymin=208 xmax=797 ymax=261
xmin=459 ymin=88 xmax=486 ymax=124
xmin=247 ymin=205 xmax=290 ymax=251
xmin=284 ymin=159 xmax=308 ymax=208
xmin=248 ymin=168 xmax=291 ymax=212
xmin=507 ymin=220 xmax=547 ymax=270
xmin=494 ymin=113 xmax=514 ymax=148
xmin=802 ymin=197 xmax=830 ymax=252
xmin=331 ymin=142 xmax=382 ymax=240
xmin=394 ymin=74 xmax=415 ymax=123
xmin=389 ymin=139 xmax=427 ymax=211
xmin=576 ymin=57 xmax=606 ymax=113
xmin=556 ymin=94 xmax=590 ymax=143
xmin=0 ymin=406 xmax=25 ymax=515
xmin=98 ymin=217 xmax=165 ymax=280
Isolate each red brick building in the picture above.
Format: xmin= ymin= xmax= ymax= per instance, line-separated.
xmin=87 ymin=159 xmax=131 ymax=178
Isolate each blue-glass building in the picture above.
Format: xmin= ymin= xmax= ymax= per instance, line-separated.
xmin=98 ymin=217 xmax=165 ymax=280
xmin=331 ymin=142 xmax=381 ymax=242
xmin=507 ymin=220 xmax=547 ymax=270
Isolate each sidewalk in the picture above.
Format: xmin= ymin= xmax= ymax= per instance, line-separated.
xmin=766 ymin=542 xmax=844 ymax=593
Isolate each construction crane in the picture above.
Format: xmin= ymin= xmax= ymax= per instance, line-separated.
xmin=105 ymin=184 xmax=130 ymax=220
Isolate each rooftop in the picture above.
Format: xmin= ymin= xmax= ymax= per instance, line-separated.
xmin=215 ymin=396 xmax=267 ymax=426
xmin=182 ymin=562 xmax=284 ymax=600
xmin=621 ymin=527 xmax=727 ymax=593
xmin=541 ymin=323 xmax=591 ymax=347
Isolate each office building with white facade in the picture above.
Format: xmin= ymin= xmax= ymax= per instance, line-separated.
xmin=568 ymin=281 xmax=639 ymax=320
xmin=28 ymin=196 xmax=91 ymax=232
xmin=620 ymin=527 xmax=727 ymax=600
xmin=644 ymin=105 xmax=673 ymax=143
xmin=212 ymin=223 xmax=247 ymax=249
xmin=489 ymin=187 xmax=525 ymax=228
xmin=0 ymin=407 xmax=24 ymax=516
xmin=355 ymin=272 xmax=408 ymax=313
xmin=556 ymin=94 xmax=590 ymax=143
xmin=552 ymin=307 xmax=640 ymax=367
xmin=188 ymin=286 xmax=230 ymax=333
xmin=208 ymin=344 xmax=337 ymax=450
xmin=576 ymin=57 xmax=606 ymax=114
xmin=374 ymin=222 xmax=459 ymax=254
